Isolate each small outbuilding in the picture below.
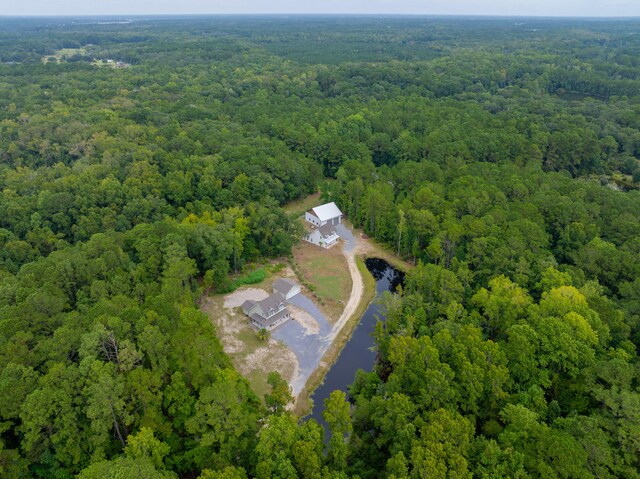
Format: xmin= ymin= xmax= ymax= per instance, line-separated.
xmin=273 ymin=278 xmax=301 ymax=300
xmin=305 ymin=202 xmax=343 ymax=227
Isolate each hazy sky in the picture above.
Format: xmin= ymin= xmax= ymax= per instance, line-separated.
xmin=2 ymin=0 xmax=639 ymax=17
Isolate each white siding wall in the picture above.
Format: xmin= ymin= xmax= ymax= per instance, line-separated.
xmin=284 ymin=286 xmax=301 ymax=300
xmin=306 ymin=211 xmax=342 ymax=226
xmin=308 ymin=230 xmax=319 ymax=245
xmin=305 ymin=212 xmax=321 ymax=226
xmin=270 ymin=314 xmax=290 ymax=330
xmin=304 ymin=227 xmax=341 ymax=249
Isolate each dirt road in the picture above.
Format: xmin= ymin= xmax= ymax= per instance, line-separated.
xmin=322 ymin=223 xmax=364 ymax=342
xmin=323 ymin=248 xmax=362 ymax=342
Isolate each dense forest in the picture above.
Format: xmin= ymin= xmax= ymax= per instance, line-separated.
xmin=1 ymin=15 xmax=640 ymax=478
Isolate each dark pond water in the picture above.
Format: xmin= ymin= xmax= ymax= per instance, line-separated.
xmin=308 ymin=257 xmax=404 ymax=429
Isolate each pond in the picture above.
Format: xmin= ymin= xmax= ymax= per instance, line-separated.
xmin=308 ymin=257 xmax=404 ymax=430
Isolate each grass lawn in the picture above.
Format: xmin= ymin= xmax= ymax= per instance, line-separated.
xmin=282 ymin=180 xmax=337 ymax=218
xmin=283 ymin=191 xmax=321 ymax=217
xmin=360 ymin=237 xmax=414 ymax=272
xmin=245 ymin=370 xmax=271 ymax=399
xmin=42 ymin=47 xmax=87 ymax=63
xmin=294 ymin=255 xmax=376 ymax=416
xmin=236 ymin=327 xmax=265 ymax=353
xmin=292 ymin=239 xmax=351 ymax=321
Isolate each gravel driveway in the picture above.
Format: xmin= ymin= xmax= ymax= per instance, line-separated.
xmin=272 ymin=292 xmax=332 ymax=394
xmin=271 ymin=222 xmax=363 ymax=396
xmin=335 ymin=223 xmax=356 ymax=253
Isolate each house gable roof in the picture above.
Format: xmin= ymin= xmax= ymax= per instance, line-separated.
xmin=250 ymin=308 xmax=289 ymax=329
xmin=259 ymin=292 xmax=286 ymax=318
xmin=273 ymin=278 xmax=298 ymax=296
xmin=241 ymin=299 xmax=257 ymax=312
xmin=242 ymin=292 xmax=287 ymax=318
xmin=311 ymin=202 xmax=343 ymax=222
xmin=318 ymin=223 xmax=337 ymax=238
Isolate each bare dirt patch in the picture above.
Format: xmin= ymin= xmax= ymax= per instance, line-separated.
xmin=244 ymin=341 xmax=298 ymax=382
xmin=223 ymin=288 xmax=268 ymax=309
xmin=202 ymin=286 xmax=299 ymax=399
xmin=234 ymin=336 xmax=298 ymax=399
xmin=288 ymin=304 xmax=320 ymax=335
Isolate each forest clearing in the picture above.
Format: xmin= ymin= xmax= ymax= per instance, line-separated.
xmin=202 ymin=219 xmax=370 ymax=403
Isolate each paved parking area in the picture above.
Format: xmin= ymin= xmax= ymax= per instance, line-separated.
xmin=272 ymin=292 xmax=332 ymax=395
xmin=271 ymin=223 xmax=358 ymax=395
xmin=287 ymin=294 xmax=331 ymax=332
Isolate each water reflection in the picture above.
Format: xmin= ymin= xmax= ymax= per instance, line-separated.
xmin=365 ymin=257 xmax=404 ymax=292
xmin=308 ymin=258 xmax=404 ymax=430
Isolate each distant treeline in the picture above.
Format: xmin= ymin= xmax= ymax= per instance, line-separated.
xmin=1 ymin=15 xmax=640 ymax=479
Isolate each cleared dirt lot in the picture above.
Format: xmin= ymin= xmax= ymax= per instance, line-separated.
xmin=204 ymin=280 xmax=335 ymax=398
xmin=201 ymin=221 xmax=382 ymax=405
xmin=201 ymin=290 xmax=298 ymax=399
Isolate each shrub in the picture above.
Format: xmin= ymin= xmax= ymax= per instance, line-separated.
xmin=220 ymin=268 xmax=268 ymax=293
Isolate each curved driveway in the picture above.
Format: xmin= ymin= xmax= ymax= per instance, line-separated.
xmin=271 ymin=222 xmax=363 ymax=396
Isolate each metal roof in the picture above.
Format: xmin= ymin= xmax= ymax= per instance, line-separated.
xmin=311 ymin=202 xmax=343 ymax=222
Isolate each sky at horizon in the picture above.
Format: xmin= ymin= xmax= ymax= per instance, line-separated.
xmin=1 ymin=1 xmax=640 ymax=18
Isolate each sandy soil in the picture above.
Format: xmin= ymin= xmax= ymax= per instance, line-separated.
xmin=203 ymin=287 xmax=300 ymax=395
xmin=223 ymin=288 xmax=268 ymax=309
xmin=355 ymin=232 xmax=377 ymax=256
xmin=242 ymin=339 xmax=298 ymax=384
xmin=216 ymin=314 xmax=245 ymax=354
xmin=288 ymin=304 xmax=320 ymax=335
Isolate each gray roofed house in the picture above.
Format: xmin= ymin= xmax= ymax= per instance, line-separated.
xmin=273 ymin=278 xmax=301 ymax=300
xmin=242 ymin=292 xmax=292 ymax=331
xmin=304 ymin=223 xmax=340 ymax=249
xmin=242 ymin=299 xmax=257 ymax=311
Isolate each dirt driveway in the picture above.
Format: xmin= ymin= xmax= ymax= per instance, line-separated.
xmin=273 ymin=222 xmax=365 ymax=396
xmin=323 ymin=223 xmax=363 ymax=342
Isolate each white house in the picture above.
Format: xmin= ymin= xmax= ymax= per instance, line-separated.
xmin=304 ymin=223 xmax=340 ymax=249
xmin=242 ymin=293 xmax=291 ymax=331
xmin=273 ymin=278 xmax=301 ymax=300
xmin=305 ymin=202 xmax=343 ymax=227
